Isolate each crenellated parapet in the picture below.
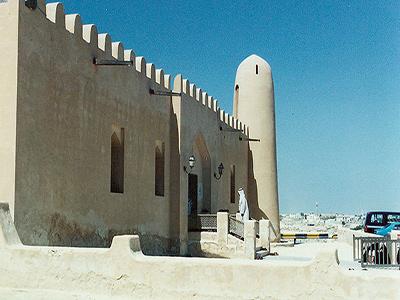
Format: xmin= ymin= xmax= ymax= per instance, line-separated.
xmin=26 ymin=1 xmax=248 ymax=133
xmin=135 ymin=56 xmax=146 ymax=73
xmin=174 ymin=75 xmax=219 ymax=115
xmin=146 ymin=63 xmax=155 ymax=80
xmin=97 ymin=33 xmax=111 ymax=56
xmin=124 ymin=49 xmax=136 ymax=65
xmin=65 ymin=14 xmax=82 ymax=38
xmin=39 ymin=2 xmax=171 ymax=90
xmin=112 ymin=42 xmax=124 ymax=60
xmin=46 ymin=2 xmax=65 ymax=27
xmin=172 ymin=74 xmax=248 ymax=135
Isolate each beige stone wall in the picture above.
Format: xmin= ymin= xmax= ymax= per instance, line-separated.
xmin=0 ymin=0 xmax=19 ymax=218
xmin=14 ymin=1 xmax=173 ymax=252
xmin=172 ymin=75 xmax=248 ymax=254
xmin=1 ymin=1 xmax=249 ymax=254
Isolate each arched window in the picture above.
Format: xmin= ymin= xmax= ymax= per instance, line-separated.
xmin=155 ymin=141 xmax=165 ymax=196
xmin=230 ymin=165 xmax=235 ymax=203
xmin=234 ymin=84 xmax=239 ymax=118
xmin=110 ymin=128 xmax=124 ymax=193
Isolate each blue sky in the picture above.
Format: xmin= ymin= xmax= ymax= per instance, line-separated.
xmin=49 ymin=0 xmax=400 ymax=214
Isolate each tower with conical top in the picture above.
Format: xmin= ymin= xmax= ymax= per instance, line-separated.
xmin=233 ymin=54 xmax=280 ymax=240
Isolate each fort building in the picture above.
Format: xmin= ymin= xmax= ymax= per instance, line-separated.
xmin=0 ymin=0 xmax=280 ymax=255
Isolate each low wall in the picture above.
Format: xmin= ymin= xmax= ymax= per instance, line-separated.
xmin=1 ymin=204 xmax=399 ymax=299
xmin=1 ymin=236 xmax=399 ymax=299
xmin=338 ymin=227 xmax=379 ymax=246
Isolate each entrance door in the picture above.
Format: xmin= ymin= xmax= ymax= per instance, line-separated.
xmin=188 ymin=174 xmax=198 ymax=216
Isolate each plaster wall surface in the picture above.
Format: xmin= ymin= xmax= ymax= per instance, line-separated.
xmin=0 ymin=0 xmax=19 ymax=217
xmin=13 ymin=1 xmax=173 ymax=252
xmin=172 ymin=76 xmax=248 ymax=254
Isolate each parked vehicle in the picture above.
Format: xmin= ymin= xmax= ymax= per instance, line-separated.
xmin=375 ymin=222 xmax=400 ymax=237
xmin=363 ymin=211 xmax=400 ymax=234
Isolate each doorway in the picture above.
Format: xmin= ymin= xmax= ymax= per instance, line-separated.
xmin=188 ymin=174 xmax=198 ymax=216
xmin=193 ymin=133 xmax=211 ymax=213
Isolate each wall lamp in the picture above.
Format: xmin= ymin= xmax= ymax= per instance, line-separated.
xmin=183 ymin=155 xmax=196 ymax=174
xmin=214 ymin=162 xmax=224 ymax=180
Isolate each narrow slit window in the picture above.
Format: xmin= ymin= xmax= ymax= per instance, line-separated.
xmin=255 ymin=64 xmax=259 ymax=75
xmin=230 ymin=165 xmax=235 ymax=203
xmin=110 ymin=128 xmax=124 ymax=193
xmin=155 ymin=141 xmax=165 ymax=196
xmin=234 ymin=84 xmax=239 ymax=117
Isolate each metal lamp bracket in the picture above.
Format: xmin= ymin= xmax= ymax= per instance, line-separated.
xmin=25 ymin=0 xmax=37 ymax=10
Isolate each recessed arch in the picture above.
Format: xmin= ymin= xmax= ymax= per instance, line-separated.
xmin=155 ymin=141 xmax=165 ymax=196
xmin=230 ymin=165 xmax=236 ymax=203
xmin=110 ymin=129 xmax=124 ymax=193
xmin=191 ymin=132 xmax=211 ymax=214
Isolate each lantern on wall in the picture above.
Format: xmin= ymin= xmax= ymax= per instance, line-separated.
xmin=214 ymin=163 xmax=224 ymax=180
xmin=183 ymin=155 xmax=196 ymax=174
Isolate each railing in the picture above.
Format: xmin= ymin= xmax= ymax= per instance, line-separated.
xmin=188 ymin=214 xmax=217 ymax=232
xmin=353 ymin=236 xmax=363 ymax=262
xmin=188 ymin=213 xmax=246 ymax=241
xmin=353 ymin=235 xmax=400 ymax=268
xmin=229 ymin=216 xmax=244 ymax=240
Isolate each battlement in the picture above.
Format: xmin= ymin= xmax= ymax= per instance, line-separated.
xmin=173 ymin=74 xmax=248 ymax=135
xmin=41 ymin=1 xmax=171 ymax=90
xmin=20 ymin=0 xmax=248 ymax=135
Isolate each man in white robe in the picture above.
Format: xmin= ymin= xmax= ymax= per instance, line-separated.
xmin=238 ymin=188 xmax=249 ymax=221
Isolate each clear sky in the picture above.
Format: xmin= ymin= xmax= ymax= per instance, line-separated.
xmin=49 ymin=0 xmax=400 ymax=214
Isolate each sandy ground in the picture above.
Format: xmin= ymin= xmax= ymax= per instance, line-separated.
xmin=266 ymin=240 xmax=349 ymax=262
xmin=0 ymin=288 xmax=122 ymax=300
xmin=0 ymin=288 xmax=233 ymax=300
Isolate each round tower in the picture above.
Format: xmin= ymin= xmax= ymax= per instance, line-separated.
xmin=233 ymin=54 xmax=280 ymax=240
